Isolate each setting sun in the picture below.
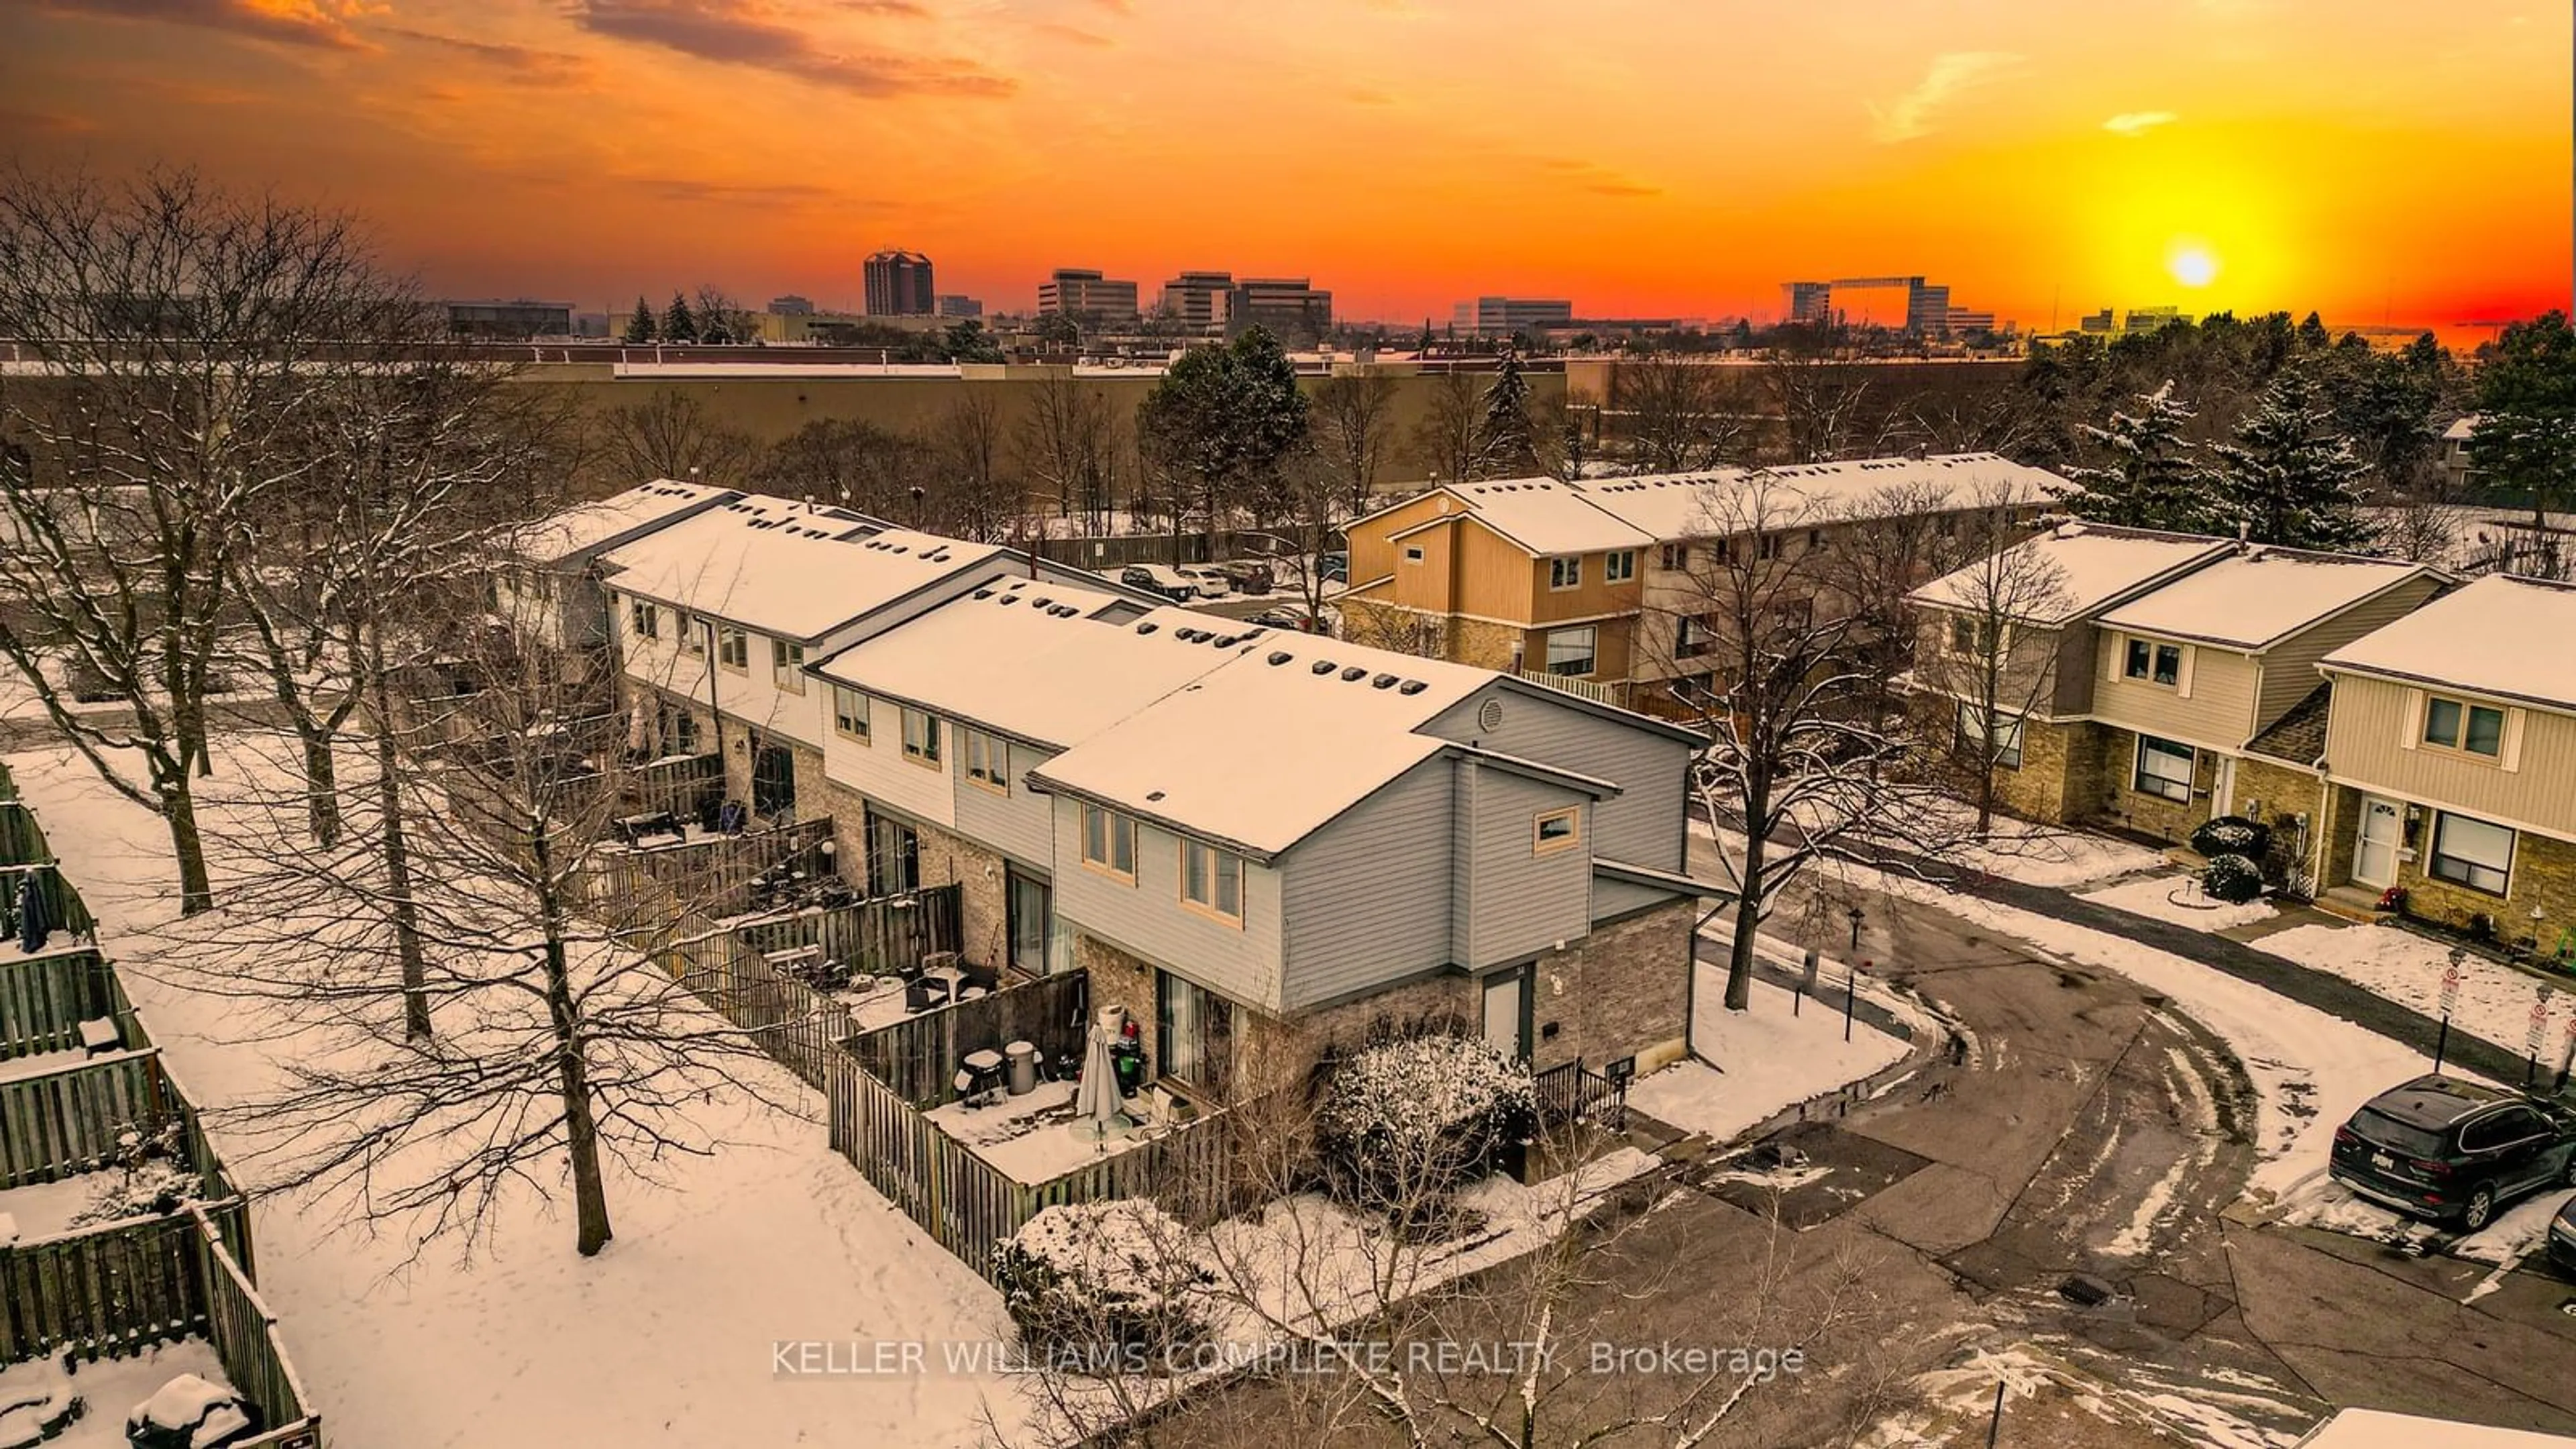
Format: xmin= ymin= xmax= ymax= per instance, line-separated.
xmin=2169 ymin=243 xmax=2220 ymax=288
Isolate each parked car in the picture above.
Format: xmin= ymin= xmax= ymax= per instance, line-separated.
xmin=1175 ymin=565 xmax=1232 ymax=598
xmin=1248 ymin=604 xmax=1336 ymax=635
xmin=1319 ymin=551 xmax=1350 ymax=584
xmin=2328 ymin=1075 xmax=2576 ymax=1228
xmin=1217 ymin=559 xmax=1275 ymax=595
xmin=1119 ymin=564 xmax=1198 ymax=602
xmin=2553 ymin=1194 xmax=2576 ymax=1277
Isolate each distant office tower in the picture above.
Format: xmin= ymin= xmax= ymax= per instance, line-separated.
xmin=2124 ymin=306 xmax=2186 ymax=335
xmin=2078 ymin=308 xmax=2115 ymax=334
xmin=1904 ymin=283 xmax=1952 ymax=336
xmin=864 ymin=250 xmax=935 ymax=316
xmin=1784 ymin=281 xmax=1835 ymax=325
xmin=1037 ymin=268 xmax=1140 ymax=321
xmin=935 ymin=294 xmax=983 ymax=319
xmin=438 ymin=299 xmax=574 ymax=339
xmin=1451 ymin=297 xmax=1575 ymax=335
xmin=1944 ymin=307 xmax=1998 ymax=335
xmin=1226 ymin=277 xmax=1332 ymax=336
xmin=769 ymin=294 xmax=816 ymax=316
xmin=1158 ymin=270 xmax=1234 ymax=331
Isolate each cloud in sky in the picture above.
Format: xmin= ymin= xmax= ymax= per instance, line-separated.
xmin=1036 ymin=21 xmax=1113 ymax=47
xmin=2102 ymin=110 xmax=2179 ymax=136
xmin=18 ymin=0 xmax=372 ymax=50
xmin=381 ymin=28 xmax=596 ymax=83
xmin=573 ymin=0 xmax=1016 ymax=97
xmin=1870 ymin=51 xmax=2021 ymax=143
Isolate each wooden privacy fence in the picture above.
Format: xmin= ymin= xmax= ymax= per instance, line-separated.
xmin=623 ymin=751 xmax=724 ymax=822
xmin=187 ymin=1205 xmax=321 ymax=1448
xmin=0 ymin=863 xmax=95 ymax=947
xmin=0 ymin=948 xmax=131 ymax=1059
xmin=845 ymin=970 xmax=1090 ymax=1109
xmin=580 ymin=818 xmax=834 ymax=920
xmin=657 ymin=918 xmax=859 ymax=1093
xmin=0 ymin=804 xmax=49 ymax=869
xmin=733 ymin=888 xmax=961 ymax=983
xmin=0 ymin=1049 xmax=166 ymax=1190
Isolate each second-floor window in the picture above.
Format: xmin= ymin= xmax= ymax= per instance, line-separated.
xmin=1659 ymin=543 xmax=1687 ymax=571
xmin=1081 ymin=804 xmax=1136 ymax=879
xmin=832 ymin=686 xmax=871 ymax=743
xmin=1544 ymin=626 xmax=1596 ymax=677
xmin=1676 ymin=615 xmax=1714 ymax=659
xmin=1548 ymin=556 xmax=1582 ymax=590
xmin=900 ymin=708 xmax=941 ymax=767
xmin=2123 ymin=637 xmax=2183 ymax=688
xmin=679 ymin=612 xmax=704 ymax=657
xmin=964 ymin=728 xmax=1009 ymax=794
xmin=629 ymin=601 xmax=659 ymax=639
xmin=1180 ymin=839 xmax=1244 ymax=924
xmin=716 ymin=625 xmax=748 ymax=672
xmin=1950 ymin=616 xmax=1998 ymax=655
xmin=2423 ymin=696 xmax=2505 ymax=757
xmin=1604 ymin=550 xmax=1637 ymax=583
xmin=1533 ymin=806 xmax=1581 ymax=855
xmin=771 ymin=639 xmax=805 ymax=694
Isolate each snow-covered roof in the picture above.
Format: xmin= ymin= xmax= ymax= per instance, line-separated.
xmin=812 ymin=582 xmax=1252 ymax=749
xmin=2444 ymin=414 xmax=2481 ymax=442
xmin=1911 ymin=522 xmax=2230 ymax=624
xmin=2100 ymin=549 xmax=2434 ymax=650
xmin=598 ymin=495 xmax=1002 ymax=641
xmin=2322 ymin=574 xmax=2576 ymax=710
xmin=1401 ymin=480 xmax=1654 ymax=556
xmin=1577 ymin=453 xmax=2068 ymax=541
xmin=1029 ymin=631 xmax=1503 ymax=859
xmin=511 ymin=480 xmax=739 ymax=566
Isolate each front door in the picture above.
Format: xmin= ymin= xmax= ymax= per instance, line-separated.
xmin=2354 ymin=794 xmax=2403 ymax=888
xmin=1482 ymin=967 xmax=1531 ymax=1061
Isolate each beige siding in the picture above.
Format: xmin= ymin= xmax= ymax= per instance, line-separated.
xmin=2323 ymin=674 xmax=2576 ymax=841
xmin=2090 ymin=631 xmax=2257 ymax=750
xmin=2253 ymin=577 xmax=2444 ymax=730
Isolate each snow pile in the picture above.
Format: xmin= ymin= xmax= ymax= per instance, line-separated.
xmin=994 ymin=1200 xmax=1216 ymax=1359
xmin=0 ymin=1356 xmax=74 ymax=1449
xmin=2080 ymin=872 xmax=2278 ymax=930
xmin=2260 ymin=922 xmax=2571 ymax=1065
xmin=123 ymin=1373 xmax=250 ymax=1449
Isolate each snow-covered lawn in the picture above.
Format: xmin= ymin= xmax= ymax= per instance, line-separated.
xmin=1627 ymin=965 xmax=1911 ymax=1146
xmin=1939 ymin=814 xmax=2168 ymax=891
xmin=2080 ymin=872 xmax=2281 ymax=931
xmin=6 ymin=739 xmax=1028 ymax=1449
xmin=0 ymin=1337 xmax=233 ymax=1449
xmin=2260 ymin=922 xmax=2574 ymax=1064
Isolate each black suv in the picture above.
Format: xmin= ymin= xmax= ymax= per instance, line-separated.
xmin=2330 ymin=1075 xmax=2576 ymax=1229
xmin=2552 ymin=1195 xmax=2576 ymax=1277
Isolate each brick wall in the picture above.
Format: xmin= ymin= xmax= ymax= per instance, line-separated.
xmin=2084 ymin=725 xmax=2217 ymax=845
xmin=2390 ymin=821 xmax=2576 ymax=953
xmin=914 ymin=816 xmax=1012 ymax=970
xmin=1526 ymin=898 xmax=1693 ymax=1073
xmin=1990 ymin=716 xmax=2080 ymax=822
xmin=2232 ymin=756 xmax=2328 ymax=890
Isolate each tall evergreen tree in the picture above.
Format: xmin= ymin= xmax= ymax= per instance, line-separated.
xmin=1135 ymin=326 xmax=1309 ymax=553
xmin=661 ymin=290 xmax=698 ymax=344
xmin=1479 ymin=343 xmax=1538 ymax=476
xmin=623 ymin=295 xmax=655 ymax=343
xmin=2064 ymin=382 xmax=2215 ymax=532
xmin=2471 ymin=311 xmax=2576 ymax=529
xmin=2208 ymin=367 xmax=2373 ymax=550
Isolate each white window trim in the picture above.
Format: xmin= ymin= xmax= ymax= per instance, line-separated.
xmin=1603 ymin=549 xmax=1636 ymax=584
xmin=629 ymin=600 xmax=659 ymax=640
xmin=900 ymin=708 xmax=943 ymax=769
xmin=1543 ymin=625 xmax=1597 ymax=678
xmin=1081 ymin=804 xmax=1137 ymax=881
xmin=964 ymin=728 xmax=1009 ymax=794
xmin=716 ymin=625 xmax=749 ymax=673
xmin=680 ymin=611 xmax=705 ymax=657
xmin=2133 ymin=734 xmax=2194 ymax=803
xmin=771 ymin=639 xmax=806 ymax=694
xmin=1547 ymin=556 xmax=1582 ymax=591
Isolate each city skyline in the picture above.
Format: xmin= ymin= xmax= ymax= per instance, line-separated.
xmin=4 ymin=0 xmax=2567 ymax=334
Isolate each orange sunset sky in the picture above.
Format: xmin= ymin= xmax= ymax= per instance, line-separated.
xmin=3 ymin=0 xmax=2569 ymax=332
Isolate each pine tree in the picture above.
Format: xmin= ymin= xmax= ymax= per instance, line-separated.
xmin=1480 ymin=343 xmax=1538 ymax=476
xmin=662 ymin=291 xmax=698 ymax=344
xmin=623 ymin=296 xmax=656 ymax=343
xmin=2208 ymin=368 xmax=2374 ymax=550
xmin=2471 ymin=311 xmax=2576 ymax=529
xmin=2064 ymin=381 xmax=2216 ymax=532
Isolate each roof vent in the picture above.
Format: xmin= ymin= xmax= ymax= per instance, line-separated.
xmin=1212 ymin=634 xmax=1239 ymax=648
xmin=1267 ymin=651 xmax=1295 ymax=665
xmin=2053 ymin=521 xmax=2088 ymax=540
xmin=1146 ymin=790 xmax=1166 ymax=802
xmin=1340 ymin=666 xmax=1367 ymax=682
xmin=998 ymin=594 xmax=1019 ymax=605
xmin=973 ymin=588 xmax=994 ymax=600
xmin=1311 ymin=660 xmax=1336 ymax=675
xmin=1477 ymin=698 xmax=1505 ymax=733
xmin=1371 ymin=674 xmax=1398 ymax=689
xmin=1031 ymin=596 xmax=1053 ymax=608
xmin=1399 ymin=680 xmax=1428 ymax=696
xmin=1135 ymin=623 xmax=1159 ymax=635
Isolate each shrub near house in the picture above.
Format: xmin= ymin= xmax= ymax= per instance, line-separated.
xmin=1314 ymin=1032 xmax=1538 ymax=1231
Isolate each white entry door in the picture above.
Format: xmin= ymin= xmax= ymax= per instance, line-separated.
xmin=2354 ymin=796 xmax=2403 ymax=888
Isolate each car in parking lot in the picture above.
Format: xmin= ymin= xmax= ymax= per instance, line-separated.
xmin=2552 ymin=1195 xmax=2576 ymax=1277
xmin=1319 ymin=550 xmax=1348 ymax=584
xmin=1118 ymin=564 xmax=1199 ymax=602
xmin=1216 ymin=559 xmax=1275 ymax=594
xmin=1247 ymin=604 xmax=1334 ymax=633
xmin=2328 ymin=1075 xmax=2576 ymax=1229
xmin=1175 ymin=565 xmax=1232 ymax=598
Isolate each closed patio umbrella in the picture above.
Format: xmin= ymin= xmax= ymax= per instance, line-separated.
xmin=17 ymin=872 xmax=48 ymax=955
xmin=1072 ymin=1005 xmax=1131 ymax=1143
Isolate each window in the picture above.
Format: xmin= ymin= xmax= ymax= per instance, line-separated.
xmin=629 ymin=601 xmax=659 ymax=640
xmin=716 ymin=625 xmax=748 ymax=672
xmin=2423 ymin=696 xmax=2506 ymax=758
xmin=831 ymin=686 xmax=871 ymax=743
xmin=1157 ymin=971 xmax=1233 ymax=1093
xmin=1180 ymin=840 xmax=1244 ymax=924
xmin=1756 ymin=533 xmax=1780 ymax=561
xmin=679 ymin=612 xmax=704 ymax=657
xmin=1543 ymin=625 xmax=1596 ymax=677
xmin=664 ymin=704 xmax=699 ymax=755
xmin=1533 ymin=806 xmax=1581 ymax=854
xmin=1957 ymin=702 xmax=2025 ymax=769
xmin=1949 ymin=615 xmax=2000 ymax=655
xmin=770 ymin=638 xmax=805 ymax=694
xmin=1711 ymin=537 xmax=1732 ymax=564
xmin=2430 ymin=812 xmax=2513 ymax=894
xmin=2133 ymin=735 xmax=2195 ymax=802
xmin=1548 ymin=556 xmax=1582 ymax=590
xmin=2123 ymin=638 xmax=2183 ymax=686
xmin=1081 ymin=804 xmax=1136 ymax=879
xmin=963 ymin=728 xmax=1009 ymax=794
xmin=1604 ymin=549 xmax=1637 ymax=583
xmin=1659 ymin=543 xmax=1688 ymax=572
xmin=1403 ymin=545 xmax=1426 ymax=564
xmin=900 ymin=708 xmax=941 ymax=768
xmin=1675 ymin=615 xmax=1714 ymax=659
xmin=1806 ymin=528 xmax=1824 ymax=550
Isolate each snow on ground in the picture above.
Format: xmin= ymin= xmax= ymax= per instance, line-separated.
xmin=1626 ymin=965 xmax=1911 ymax=1146
xmin=0 ymin=1171 xmax=119 ymax=1243
xmin=1693 ymin=808 xmax=2163 ymax=894
xmin=2080 ymin=872 xmax=2281 ymax=931
xmin=924 ymin=1078 xmax=1155 ymax=1186
xmin=1862 ymin=1340 xmax=2302 ymax=1449
xmin=7 ymin=739 xmax=1030 ymax=1449
xmin=2261 ymin=922 xmax=2573 ymax=1069
xmin=0 ymin=1338 xmax=232 ymax=1449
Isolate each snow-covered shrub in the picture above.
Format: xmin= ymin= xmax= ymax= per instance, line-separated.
xmin=991 ymin=1200 xmax=1213 ymax=1363
xmin=2190 ymin=816 xmax=2270 ymax=862
xmin=2202 ymin=853 xmax=2265 ymax=904
xmin=68 ymin=1159 xmax=194 ymax=1230
xmin=1314 ymin=1033 xmax=1537 ymax=1220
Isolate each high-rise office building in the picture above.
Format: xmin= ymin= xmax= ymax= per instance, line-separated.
xmin=768 ymin=294 xmax=815 ymax=316
xmin=1036 ymin=268 xmax=1141 ymax=321
xmin=863 ymin=250 xmax=935 ymax=316
xmin=1904 ymin=282 xmax=1953 ymax=336
xmin=1157 ymin=270 xmax=1234 ymax=332
xmin=1784 ymin=281 xmax=1835 ymax=325
xmin=1226 ymin=277 xmax=1332 ymax=336
xmin=1451 ymin=297 xmax=1576 ymax=335
xmin=934 ymin=294 xmax=983 ymax=319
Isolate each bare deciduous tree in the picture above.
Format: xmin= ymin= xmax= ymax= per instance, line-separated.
xmin=593 ymin=388 xmax=759 ymax=489
xmin=751 ymin=416 xmax=930 ymax=519
xmin=1309 ymin=371 xmax=1400 ymax=517
xmin=1609 ymin=356 xmax=1749 ymax=473
xmin=928 ymin=390 xmax=1020 ymax=541
xmin=1412 ymin=370 xmax=1495 ymax=484
xmin=1016 ymin=373 xmax=1120 ymax=529
xmin=1906 ymin=506 xmax=2072 ymax=835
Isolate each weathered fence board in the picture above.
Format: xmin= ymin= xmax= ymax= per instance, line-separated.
xmin=0 ymin=949 xmax=125 ymax=1060
xmin=0 ymin=1051 xmax=163 ymax=1190
xmin=732 ymin=889 xmax=961 ymax=982
xmin=189 ymin=1205 xmax=319 ymax=1446
xmin=0 ymin=805 xmax=49 ymax=869
xmin=846 ymin=971 xmax=1090 ymax=1110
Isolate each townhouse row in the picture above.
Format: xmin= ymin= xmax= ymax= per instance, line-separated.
xmin=1911 ymin=521 xmax=2576 ymax=951
xmin=507 ymin=484 xmax=1713 ymax=1107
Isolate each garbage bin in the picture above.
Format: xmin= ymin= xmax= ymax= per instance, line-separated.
xmin=1004 ymin=1040 xmax=1038 ymax=1096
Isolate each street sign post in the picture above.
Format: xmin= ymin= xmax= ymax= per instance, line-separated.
xmin=2529 ymin=990 xmax=2553 ymax=1087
